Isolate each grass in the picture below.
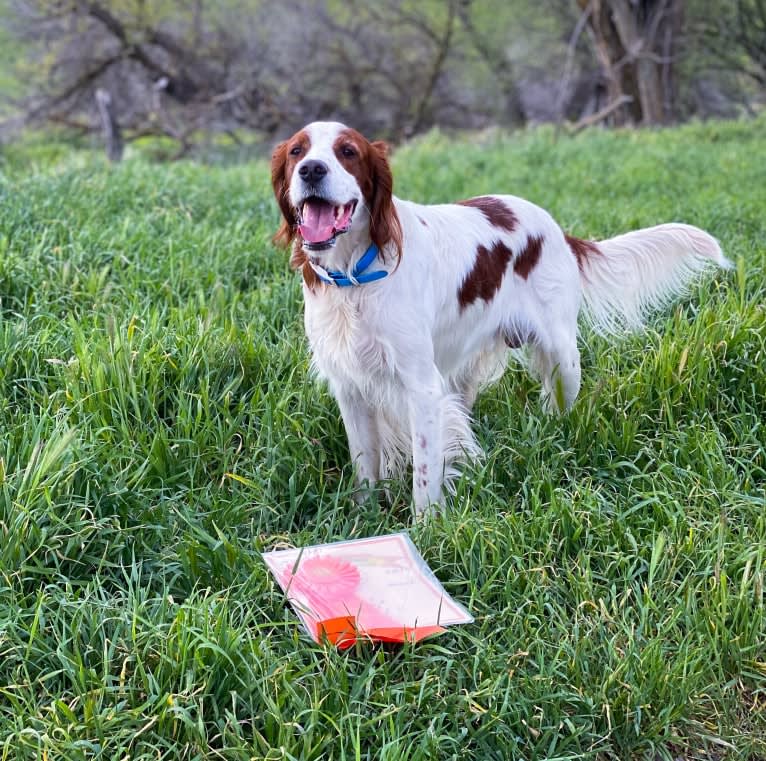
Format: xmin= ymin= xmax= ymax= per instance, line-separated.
xmin=0 ymin=118 xmax=764 ymax=760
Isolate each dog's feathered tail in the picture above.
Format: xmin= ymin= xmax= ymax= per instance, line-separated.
xmin=574 ymin=223 xmax=733 ymax=334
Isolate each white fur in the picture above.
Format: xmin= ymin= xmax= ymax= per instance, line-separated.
xmin=282 ymin=121 xmax=731 ymax=516
xmin=579 ymin=223 xmax=732 ymax=333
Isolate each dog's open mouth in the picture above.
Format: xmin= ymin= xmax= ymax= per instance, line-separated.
xmin=298 ymin=197 xmax=357 ymax=248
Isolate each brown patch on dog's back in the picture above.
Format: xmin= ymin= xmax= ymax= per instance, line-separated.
xmin=565 ymin=234 xmax=600 ymax=272
xmin=458 ymin=196 xmax=518 ymax=232
xmin=458 ymin=241 xmax=514 ymax=309
xmin=513 ymin=234 xmax=544 ymax=280
xmin=459 ymin=233 xmax=545 ymax=309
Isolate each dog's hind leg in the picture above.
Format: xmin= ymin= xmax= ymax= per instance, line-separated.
xmin=530 ymin=330 xmax=581 ymax=413
xmin=453 ymin=339 xmax=509 ymax=410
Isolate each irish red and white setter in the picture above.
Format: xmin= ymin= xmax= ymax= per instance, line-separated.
xmin=271 ymin=121 xmax=730 ymax=516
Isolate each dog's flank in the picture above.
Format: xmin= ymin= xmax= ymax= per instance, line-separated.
xmin=271 ymin=121 xmax=730 ymax=516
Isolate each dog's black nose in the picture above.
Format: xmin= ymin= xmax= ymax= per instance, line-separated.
xmin=298 ymin=160 xmax=328 ymax=184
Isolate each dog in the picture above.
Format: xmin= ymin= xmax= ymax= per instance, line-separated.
xmin=270 ymin=121 xmax=731 ymax=516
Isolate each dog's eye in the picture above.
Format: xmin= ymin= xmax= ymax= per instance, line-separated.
xmin=289 ymin=145 xmax=303 ymax=156
xmin=340 ymin=145 xmax=356 ymax=158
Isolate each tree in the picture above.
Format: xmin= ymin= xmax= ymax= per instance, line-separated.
xmin=575 ymin=0 xmax=684 ymax=125
xmin=698 ymin=0 xmax=766 ymax=89
xmin=7 ymin=0 xmax=285 ymax=155
xmin=5 ymin=0 xmax=516 ymax=151
xmin=2 ymin=0 xmax=759 ymax=155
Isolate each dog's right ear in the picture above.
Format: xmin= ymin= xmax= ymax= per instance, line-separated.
xmin=271 ymin=140 xmax=295 ymax=247
xmin=368 ymin=140 xmax=403 ymax=264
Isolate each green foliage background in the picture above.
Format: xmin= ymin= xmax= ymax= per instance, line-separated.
xmin=2 ymin=0 xmax=763 ymax=145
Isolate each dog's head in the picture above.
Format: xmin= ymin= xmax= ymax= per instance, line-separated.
xmin=271 ymin=122 xmax=402 ymax=263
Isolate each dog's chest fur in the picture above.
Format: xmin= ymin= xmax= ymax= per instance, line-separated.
xmin=303 ymin=287 xmax=394 ymax=385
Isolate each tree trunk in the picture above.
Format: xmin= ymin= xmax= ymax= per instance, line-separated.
xmin=577 ymin=0 xmax=683 ymax=125
xmin=95 ymin=88 xmax=123 ymax=162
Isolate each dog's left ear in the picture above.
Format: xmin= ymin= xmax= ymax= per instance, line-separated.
xmin=368 ymin=140 xmax=403 ymax=263
xmin=271 ymin=140 xmax=295 ymax=247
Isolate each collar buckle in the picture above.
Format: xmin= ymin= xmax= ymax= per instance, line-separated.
xmin=310 ymin=243 xmax=387 ymax=288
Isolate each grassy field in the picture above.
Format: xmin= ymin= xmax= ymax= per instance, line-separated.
xmin=0 ymin=119 xmax=764 ymax=760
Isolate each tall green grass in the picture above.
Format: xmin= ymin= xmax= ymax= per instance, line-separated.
xmin=0 ymin=119 xmax=764 ymax=760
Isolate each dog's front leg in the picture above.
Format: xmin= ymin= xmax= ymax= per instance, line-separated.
xmin=334 ymin=386 xmax=381 ymax=500
xmin=408 ymin=381 xmax=445 ymax=516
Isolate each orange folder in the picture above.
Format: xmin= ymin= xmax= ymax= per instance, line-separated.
xmin=263 ymin=533 xmax=473 ymax=648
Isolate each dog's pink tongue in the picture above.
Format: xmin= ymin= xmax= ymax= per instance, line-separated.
xmin=299 ymin=200 xmax=336 ymax=243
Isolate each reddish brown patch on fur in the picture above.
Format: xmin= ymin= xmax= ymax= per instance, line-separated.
xmin=565 ymin=234 xmax=600 ymax=272
xmin=457 ymin=196 xmax=518 ymax=232
xmin=332 ymin=128 xmax=403 ymax=263
xmin=458 ymin=241 xmax=514 ymax=309
xmin=271 ymin=130 xmax=310 ymax=249
xmin=513 ymin=234 xmax=544 ymax=280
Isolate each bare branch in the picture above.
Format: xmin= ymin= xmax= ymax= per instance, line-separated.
xmin=410 ymin=0 xmax=458 ymax=135
xmin=569 ymin=93 xmax=633 ymax=132
xmin=555 ymin=0 xmax=595 ymax=121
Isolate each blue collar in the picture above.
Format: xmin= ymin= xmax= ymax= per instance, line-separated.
xmin=309 ymin=243 xmax=388 ymax=287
